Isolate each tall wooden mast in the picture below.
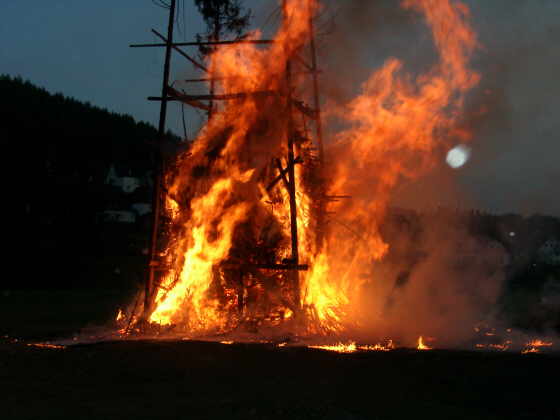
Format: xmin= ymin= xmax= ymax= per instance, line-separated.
xmin=131 ymin=0 xmax=325 ymax=323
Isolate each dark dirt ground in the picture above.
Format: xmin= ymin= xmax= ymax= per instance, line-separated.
xmin=1 ymin=291 xmax=558 ymax=420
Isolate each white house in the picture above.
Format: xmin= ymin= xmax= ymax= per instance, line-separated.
xmin=105 ymin=164 xmax=144 ymax=194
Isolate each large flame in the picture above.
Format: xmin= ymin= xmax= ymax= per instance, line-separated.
xmin=303 ymin=0 xmax=479 ymax=332
xmin=139 ymin=0 xmax=479 ymax=337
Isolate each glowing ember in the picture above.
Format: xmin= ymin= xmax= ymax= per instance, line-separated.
xmin=309 ymin=342 xmax=357 ymax=353
xmin=521 ymin=340 xmax=553 ymax=354
xmin=417 ymin=336 xmax=432 ymax=350
xmin=490 ymin=342 xmax=510 ymax=351
xmin=358 ymin=340 xmax=396 ymax=352
xmin=475 ymin=341 xmax=511 ymax=351
xmin=308 ymin=340 xmax=396 ymax=353
xmin=27 ymin=343 xmax=66 ymax=350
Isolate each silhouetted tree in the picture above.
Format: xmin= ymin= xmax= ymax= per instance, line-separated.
xmin=194 ymin=0 xmax=252 ymax=56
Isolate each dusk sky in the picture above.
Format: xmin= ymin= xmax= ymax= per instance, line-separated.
xmin=2 ymin=0 xmax=559 ymax=216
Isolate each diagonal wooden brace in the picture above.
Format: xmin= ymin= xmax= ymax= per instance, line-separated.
xmin=266 ymin=156 xmax=303 ymax=192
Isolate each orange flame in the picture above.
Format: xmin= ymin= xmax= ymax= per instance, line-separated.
xmin=135 ymin=0 xmax=480 ymax=337
xmin=359 ymin=340 xmax=396 ymax=352
xmin=521 ymin=339 xmax=553 ymax=354
xmin=308 ymin=340 xmax=396 ymax=353
xmin=417 ymin=336 xmax=432 ymax=350
xmin=150 ymin=174 xmax=253 ymax=330
xmin=309 ymin=342 xmax=357 ymax=353
xmin=116 ymin=309 xmax=124 ymax=322
xmin=312 ymin=0 xmax=479 ymax=332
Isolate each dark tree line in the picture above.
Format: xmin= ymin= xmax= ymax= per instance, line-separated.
xmin=2 ymin=75 xmax=179 ymax=290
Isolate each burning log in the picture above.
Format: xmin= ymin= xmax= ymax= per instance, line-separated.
xmin=221 ymin=263 xmax=309 ymax=271
xmin=149 ymin=87 xmax=277 ymax=111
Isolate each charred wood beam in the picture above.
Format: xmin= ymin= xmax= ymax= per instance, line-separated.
xmin=145 ymin=0 xmax=176 ymax=319
xmin=153 ymin=260 xmax=310 ymax=273
xmin=149 ymin=86 xmax=212 ymax=111
xmin=221 ymin=263 xmax=309 ymax=271
xmin=150 ymin=89 xmax=275 ymax=104
xmin=151 ymin=29 xmax=208 ymax=73
xmin=130 ymin=39 xmax=275 ymax=48
xmin=307 ymin=0 xmax=325 ymax=165
xmin=183 ymin=71 xmax=315 ymax=84
xmin=325 ymin=195 xmax=352 ymax=202
xmin=266 ymin=156 xmax=303 ymax=192
xmin=184 ymin=77 xmax=231 ymax=83
xmin=275 ymin=158 xmax=292 ymax=191
xmin=124 ymin=294 xmax=141 ymax=334
xmin=282 ymin=6 xmax=302 ymax=311
xmin=255 ymin=264 xmax=308 ymax=271
xmin=176 ymin=91 xmax=275 ymax=101
xmin=332 ymin=219 xmax=369 ymax=243
xmin=293 ymin=52 xmax=313 ymax=72
xmin=292 ymin=99 xmax=318 ymax=120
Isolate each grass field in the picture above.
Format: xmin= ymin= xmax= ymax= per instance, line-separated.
xmin=1 ymin=291 xmax=558 ymax=420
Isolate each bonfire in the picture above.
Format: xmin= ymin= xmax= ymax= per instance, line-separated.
xmin=119 ymin=0 xmax=480 ymax=343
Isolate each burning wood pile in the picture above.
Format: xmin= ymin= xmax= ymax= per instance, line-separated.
xmin=118 ymin=0 xmax=481 ymax=340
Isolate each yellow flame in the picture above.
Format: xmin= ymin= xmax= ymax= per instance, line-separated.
xmin=417 ymin=336 xmax=432 ymax=350
xmin=358 ymin=340 xmax=396 ymax=352
xmin=150 ymin=175 xmax=252 ymax=330
xmin=309 ymin=342 xmax=357 ymax=353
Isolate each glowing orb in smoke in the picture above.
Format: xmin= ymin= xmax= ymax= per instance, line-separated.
xmin=446 ymin=145 xmax=471 ymax=169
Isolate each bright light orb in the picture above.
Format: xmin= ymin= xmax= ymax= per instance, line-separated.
xmin=446 ymin=145 xmax=471 ymax=169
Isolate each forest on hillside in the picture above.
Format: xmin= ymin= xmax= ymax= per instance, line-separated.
xmin=3 ymin=75 xmax=179 ymax=291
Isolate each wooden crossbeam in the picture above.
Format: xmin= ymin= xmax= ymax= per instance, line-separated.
xmin=130 ymin=39 xmax=275 ymax=48
xmin=266 ymin=156 xmax=303 ymax=192
xmin=292 ymin=99 xmax=318 ymax=120
xmin=151 ymin=29 xmax=208 ymax=73
xmin=149 ymin=88 xmax=275 ymax=105
xmin=221 ymin=263 xmax=309 ymax=271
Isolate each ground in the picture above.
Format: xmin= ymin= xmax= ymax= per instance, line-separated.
xmin=1 ymin=291 xmax=558 ymax=420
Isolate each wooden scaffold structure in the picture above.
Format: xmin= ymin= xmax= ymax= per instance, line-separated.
xmin=130 ymin=0 xmax=327 ymax=326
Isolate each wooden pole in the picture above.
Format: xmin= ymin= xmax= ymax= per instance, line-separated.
xmin=145 ymin=0 xmax=176 ymax=319
xmin=151 ymin=29 xmax=208 ymax=73
xmin=307 ymin=0 xmax=324 ymax=164
xmin=208 ymin=9 xmax=222 ymax=120
xmin=283 ymin=0 xmax=301 ymax=313
xmin=307 ymin=0 xmax=327 ymax=251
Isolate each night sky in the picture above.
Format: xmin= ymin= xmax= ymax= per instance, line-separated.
xmin=2 ymin=0 xmax=559 ymax=215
